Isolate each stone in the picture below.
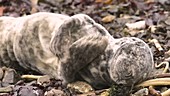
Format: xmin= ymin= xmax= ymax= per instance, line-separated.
xmin=44 ymin=88 xmax=65 ymax=96
xmin=2 ymin=67 xmax=19 ymax=85
xmin=0 ymin=68 xmax=4 ymax=80
xmin=13 ymin=85 xmax=44 ymax=96
xmin=67 ymin=81 xmax=93 ymax=94
xmin=37 ymin=75 xmax=51 ymax=87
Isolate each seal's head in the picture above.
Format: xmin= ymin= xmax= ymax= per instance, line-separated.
xmin=109 ymin=37 xmax=155 ymax=87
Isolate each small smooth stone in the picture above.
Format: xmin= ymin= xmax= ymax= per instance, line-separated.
xmin=67 ymin=81 xmax=94 ymax=94
xmin=37 ymin=75 xmax=51 ymax=87
xmin=44 ymin=88 xmax=65 ymax=96
xmin=0 ymin=68 xmax=4 ymax=80
xmin=2 ymin=68 xmax=19 ymax=84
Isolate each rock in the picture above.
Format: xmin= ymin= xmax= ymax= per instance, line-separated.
xmin=2 ymin=67 xmax=19 ymax=86
xmin=37 ymin=75 xmax=51 ymax=87
xmin=44 ymin=88 xmax=65 ymax=96
xmin=67 ymin=81 xmax=94 ymax=94
xmin=165 ymin=17 xmax=170 ymax=25
xmin=1 ymin=82 xmax=10 ymax=87
xmin=102 ymin=15 xmax=116 ymax=23
xmin=0 ymin=68 xmax=4 ymax=80
xmin=126 ymin=20 xmax=146 ymax=30
xmin=13 ymin=85 xmax=43 ymax=96
xmin=100 ymin=91 xmax=109 ymax=96
xmin=132 ymin=88 xmax=149 ymax=96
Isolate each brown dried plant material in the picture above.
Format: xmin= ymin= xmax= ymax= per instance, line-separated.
xmin=161 ymin=89 xmax=170 ymax=96
xmin=137 ymin=78 xmax=170 ymax=87
xmin=104 ymin=0 xmax=113 ymax=4
xmin=95 ymin=0 xmax=113 ymax=4
xmin=156 ymin=73 xmax=170 ymax=78
xmin=102 ymin=15 xmax=115 ymax=23
xmin=145 ymin=0 xmax=155 ymax=3
xmin=100 ymin=91 xmax=109 ymax=96
xmin=95 ymin=0 xmax=102 ymax=3
xmin=155 ymin=62 xmax=169 ymax=73
xmin=149 ymin=39 xmax=164 ymax=52
xmin=149 ymin=86 xmax=161 ymax=96
xmin=165 ymin=57 xmax=170 ymax=62
xmin=0 ymin=85 xmax=14 ymax=93
xmin=165 ymin=50 xmax=170 ymax=56
xmin=21 ymin=75 xmax=43 ymax=79
xmin=30 ymin=0 xmax=39 ymax=14
xmin=149 ymin=26 xmax=157 ymax=33
xmin=0 ymin=6 xmax=5 ymax=16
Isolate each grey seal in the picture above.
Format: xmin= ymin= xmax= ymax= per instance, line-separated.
xmin=0 ymin=12 xmax=155 ymax=90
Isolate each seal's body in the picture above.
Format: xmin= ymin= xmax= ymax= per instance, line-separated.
xmin=0 ymin=12 xmax=154 ymax=89
xmin=0 ymin=13 xmax=69 ymax=77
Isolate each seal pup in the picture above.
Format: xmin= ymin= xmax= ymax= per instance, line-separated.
xmin=0 ymin=12 xmax=155 ymax=90
xmin=50 ymin=13 xmax=155 ymax=89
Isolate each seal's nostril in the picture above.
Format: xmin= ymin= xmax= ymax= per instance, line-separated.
xmin=100 ymin=66 xmax=105 ymax=72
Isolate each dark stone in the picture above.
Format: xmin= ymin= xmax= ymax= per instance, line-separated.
xmin=13 ymin=85 xmax=44 ymax=96
xmin=2 ymin=67 xmax=19 ymax=86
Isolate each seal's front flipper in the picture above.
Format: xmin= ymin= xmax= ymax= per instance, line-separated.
xmin=50 ymin=14 xmax=111 ymax=60
xmin=59 ymin=35 xmax=108 ymax=84
xmin=70 ymin=35 xmax=108 ymax=70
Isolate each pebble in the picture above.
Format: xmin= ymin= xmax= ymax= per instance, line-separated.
xmin=37 ymin=75 xmax=51 ymax=87
xmin=165 ymin=17 xmax=170 ymax=25
xmin=0 ymin=68 xmax=4 ymax=80
xmin=67 ymin=81 xmax=93 ymax=94
xmin=13 ymin=85 xmax=44 ymax=96
xmin=44 ymin=88 xmax=65 ymax=96
xmin=2 ymin=67 xmax=19 ymax=85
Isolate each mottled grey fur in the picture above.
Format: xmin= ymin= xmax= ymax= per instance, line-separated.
xmin=0 ymin=12 xmax=155 ymax=89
